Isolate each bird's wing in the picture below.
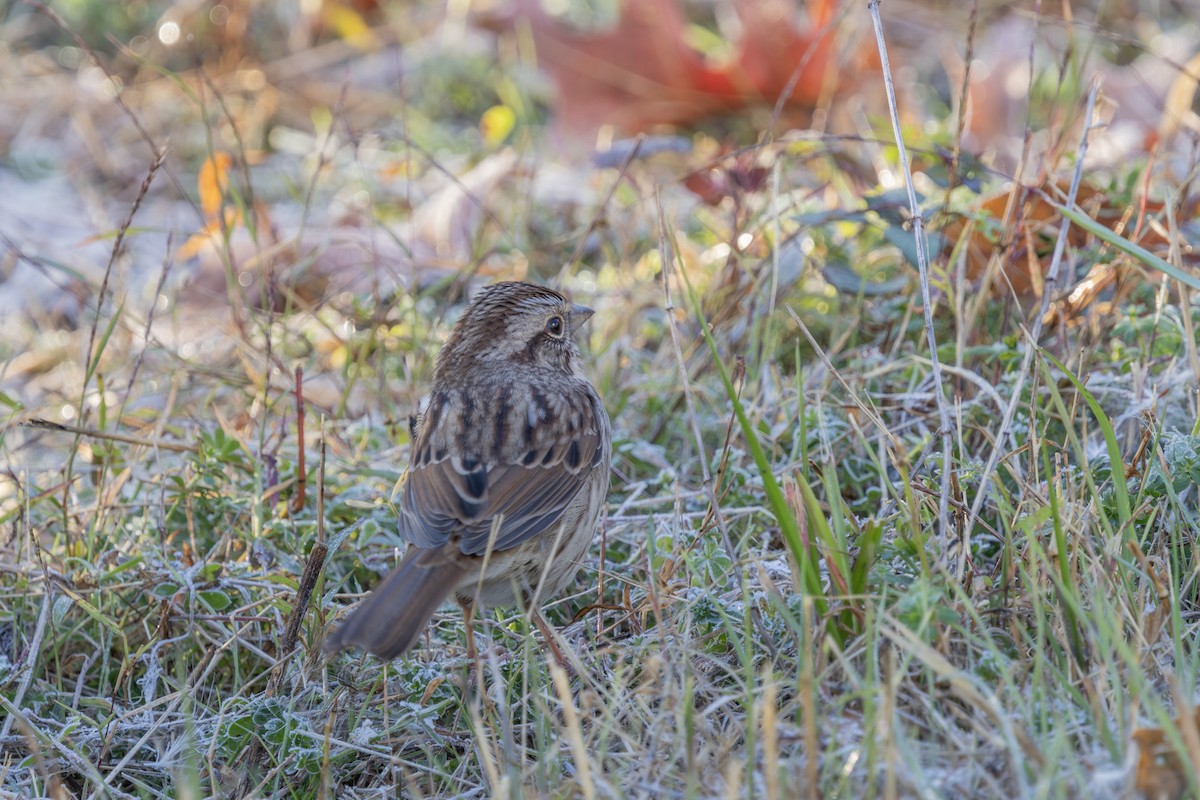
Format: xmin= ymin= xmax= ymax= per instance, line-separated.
xmin=398 ymin=384 xmax=606 ymax=555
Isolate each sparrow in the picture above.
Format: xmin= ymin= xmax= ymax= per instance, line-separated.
xmin=325 ymin=281 xmax=611 ymax=660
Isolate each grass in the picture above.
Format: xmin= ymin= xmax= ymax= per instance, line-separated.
xmin=2 ymin=2 xmax=1200 ymax=799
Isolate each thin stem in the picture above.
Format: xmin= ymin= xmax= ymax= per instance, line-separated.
xmin=867 ymin=0 xmax=955 ymax=567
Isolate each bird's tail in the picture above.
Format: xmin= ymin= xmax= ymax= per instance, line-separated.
xmin=324 ymin=547 xmax=470 ymax=660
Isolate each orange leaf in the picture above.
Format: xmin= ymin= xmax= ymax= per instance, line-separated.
xmin=177 ymin=208 xmax=244 ymax=261
xmin=198 ymin=153 xmax=233 ymax=221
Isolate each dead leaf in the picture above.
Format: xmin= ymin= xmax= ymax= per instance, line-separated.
xmin=938 ymin=179 xmax=1198 ymax=302
xmin=198 ymin=153 xmax=233 ymax=221
xmin=483 ymin=0 xmax=851 ymax=142
xmin=1133 ymin=706 xmax=1200 ymax=800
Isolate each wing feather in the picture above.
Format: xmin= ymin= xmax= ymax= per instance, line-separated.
xmin=398 ymin=384 xmax=605 ymax=555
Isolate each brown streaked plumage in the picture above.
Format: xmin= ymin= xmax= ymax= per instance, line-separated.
xmin=324 ymin=281 xmax=611 ymax=660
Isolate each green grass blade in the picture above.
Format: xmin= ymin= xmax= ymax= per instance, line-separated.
xmin=676 ymin=270 xmax=825 ymax=610
xmin=1041 ymin=349 xmax=1132 ymax=530
xmin=1050 ymin=200 xmax=1200 ymax=291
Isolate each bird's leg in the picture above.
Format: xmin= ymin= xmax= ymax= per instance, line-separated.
xmin=457 ymin=596 xmax=478 ymax=664
xmin=531 ymin=608 xmax=570 ymax=670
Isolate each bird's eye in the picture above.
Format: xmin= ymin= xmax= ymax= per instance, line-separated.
xmin=545 ymin=315 xmax=564 ymax=338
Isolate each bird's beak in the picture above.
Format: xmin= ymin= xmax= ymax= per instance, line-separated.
xmin=569 ymin=304 xmax=594 ymax=330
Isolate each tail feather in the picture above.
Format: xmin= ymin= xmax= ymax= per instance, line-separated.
xmin=325 ymin=547 xmax=471 ymax=659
